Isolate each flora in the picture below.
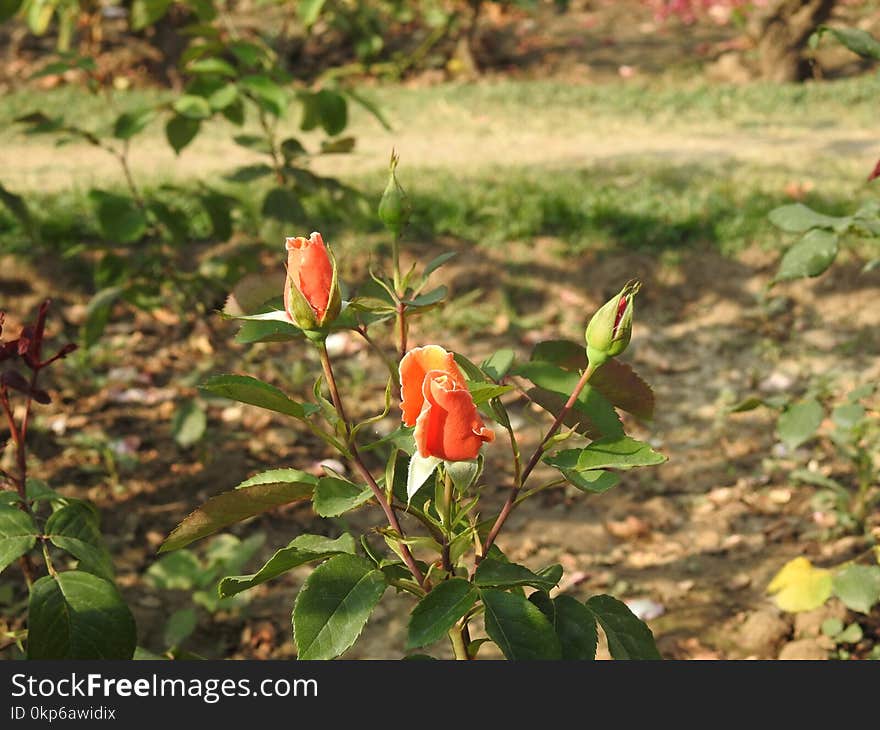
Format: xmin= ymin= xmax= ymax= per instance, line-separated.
xmin=162 ymin=157 xmax=666 ymax=660
xmin=0 ymin=301 xmax=136 ymax=659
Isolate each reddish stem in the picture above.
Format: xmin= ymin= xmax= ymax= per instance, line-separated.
xmin=478 ymin=363 xmax=597 ymax=562
xmin=318 ymin=345 xmax=427 ymax=590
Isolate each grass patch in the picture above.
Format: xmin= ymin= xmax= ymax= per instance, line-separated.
xmin=2 ymin=157 xmax=873 ymax=272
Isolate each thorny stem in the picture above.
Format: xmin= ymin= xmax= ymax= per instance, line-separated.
xmin=317 ymin=344 xmax=427 ymax=590
xmin=478 ymin=362 xmax=598 ymax=562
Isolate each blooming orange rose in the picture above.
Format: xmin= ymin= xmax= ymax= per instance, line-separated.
xmin=284 ymin=232 xmax=338 ymax=327
xmin=399 ymin=345 xmax=494 ymax=462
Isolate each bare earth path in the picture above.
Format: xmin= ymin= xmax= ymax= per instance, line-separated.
xmin=3 ymin=90 xmax=879 ymax=191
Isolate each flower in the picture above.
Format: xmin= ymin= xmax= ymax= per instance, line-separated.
xmin=399 ymin=345 xmax=494 ymax=462
xmin=284 ymin=232 xmax=341 ymax=329
xmin=584 ymin=280 xmax=640 ymax=367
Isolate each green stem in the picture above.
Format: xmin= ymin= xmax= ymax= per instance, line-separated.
xmin=391 ymin=232 xmax=401 ymax=293
xmin=478 ymin=362 xmax=598 ymax=562
xmin=440 ymin=470 xmax=453 ymax=574
xmin=396 ymin=301 xmax=408 ymax=363
xmin=448 ymin=623 xmax=470 ymax=660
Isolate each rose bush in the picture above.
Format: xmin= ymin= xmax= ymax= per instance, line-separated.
xmin=163 ymin=156 xmax=666 ymax=660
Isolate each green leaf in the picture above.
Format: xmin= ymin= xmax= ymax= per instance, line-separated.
xmin=145 ymin=550 xmax=202 ymax=591
xmin=821 ymin=617 xmax=844 ymax=638
xmin=777 ymin=398 xmax=823 ymax=450
xmin=467 ymin=382 xmax=513 ymax=405
xmin=481 ymin=349 xmax=515 ymax=382
xmin=774 ymin=229 xmax=839 ymax=283
xmin=160 ymin=470 xmax=316 ymax=552
xmin=218 ymin=533 xmax=355 ymax=598
xmin=234 ymin=319 xmax=303 ymax=344
xmin=200 ymin=374 xmax=319 ymax=419
xmin=515 ymin=361 xmax=624 ymax=439
xmin=165 ymin=114 xmax=201 ymax=154
xmin=474 ymin=559 xmax=559 ymax=592
xmin=280 ymin=137 xmax=307 ymax=162
xmin=208 ymin=82 xmax=238 ymax=110
xmin=187 ymin=57 xmax=237 ymax=77
xmin=298 ymin=0 xmax=327 ymax=27
xmin=113 ymin=108 xmax=155 ymax=140
xmin=419 ymin=252 xmax=456 ymax=281
xmin=172 ymin=94 xmax=213 ymax=120
xmin=27 ymin=571 xmax=136 ymax=659
xmin=240 ymin=75 xmax=288 ymax=117
xmin=545 ymin=436 xmax=665 ymax=472
xmin=172 ymin=399 xmax=207 ymax=448
xmin=225 ymin=164 xmax=274 ymax=183
xmin=407 ymin=578 xmax=478 ymax=649
xmin=292 ymin=554 xmax=387 ymax=660
xmin=529 ymin=340 xmax=655 ymax=419
xmin=82 ymin=286 xmax=123 ymax=348
xmin=320 ymin=136 xmax=355 ymax=154
xmin=767 ymin=557 xmax=833 ymax=613
xmin=89 ymin=190 xmax=147 ymax=243
xmin=768 ymin=203 xmax=851 ymax=233
xmin=0 ymin=0 xmax=23 ymax=23
xmin=531 ymin=592 xmax=598 ymax=660
xmin=445 ymin=459 xmax=480 ymax=493
xmin=560 ymin=468 xmax=620 ymax=494
xmin=832 ymin=565 xmax=880 ymax=614
xmin=130 ymin=0 xmax=172 ymax=29
xmin=0 ymin=182 xmax=40 ymax=244
xmin=481 ymin=589 xmax=562 ymax=660
xmin=823 ymin=26 xmax=880 ymax=60
xmin=0 ymin=504 xmax=39 ymax=574
xmin=233 ymin=134 xmax=272 ymax=154
xmin=261 ymin=187 xmax=305 ymax=223
xmin=836 ymin=622 xmax=863 ymax=644
xmin=832 ymin=402 xmax=865 ymax=432
xmin=404 ymin=285 xmax=447 ymax=308
xmin=164 ymin=607 xmax=197 ymax=648
xmin=301 ymin=89 xmax=347 ymax=135
xmin=586 ymin=594 xmax=661 ymax=659
xmin=313 ymin=477 xmax=372 ymax=517
xmin=45 ymin=502 xmax=114 ymax=581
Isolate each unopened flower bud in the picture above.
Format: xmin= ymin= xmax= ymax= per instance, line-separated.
xmin=585 ymin=280 xmax=641 ymax=368
xmin=283 ymin=232 xmax=341 ymax=331
xmin=378 ymin=150 xmax=411 ymax=236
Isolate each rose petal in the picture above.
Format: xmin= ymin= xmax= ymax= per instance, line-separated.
xmin=399 ymin=345 xmax=466 ymax=426
xmin=413 ymin=371 xmax=494 ymax=461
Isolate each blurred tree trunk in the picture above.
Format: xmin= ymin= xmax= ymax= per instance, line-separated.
xmin=749 ymin=0 xmax=837 ymax=81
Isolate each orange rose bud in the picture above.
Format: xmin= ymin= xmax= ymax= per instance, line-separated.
xmin=399 ymin=345 xmax=494 ymax=462
xmin=283 ymin=232 xmax=341 ymax=329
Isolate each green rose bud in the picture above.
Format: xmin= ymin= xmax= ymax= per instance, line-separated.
xmin=585 ymin=280 xmax=641 ymax=368
xmin=378 ymin=150 xmax=412 ymax=237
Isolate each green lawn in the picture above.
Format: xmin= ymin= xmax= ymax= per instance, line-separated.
xmin=1 ymin=75 xmax=878 ymax=274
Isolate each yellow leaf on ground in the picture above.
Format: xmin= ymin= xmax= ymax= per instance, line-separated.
xmin=767 ymin=557 xmax=832 ymax=613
